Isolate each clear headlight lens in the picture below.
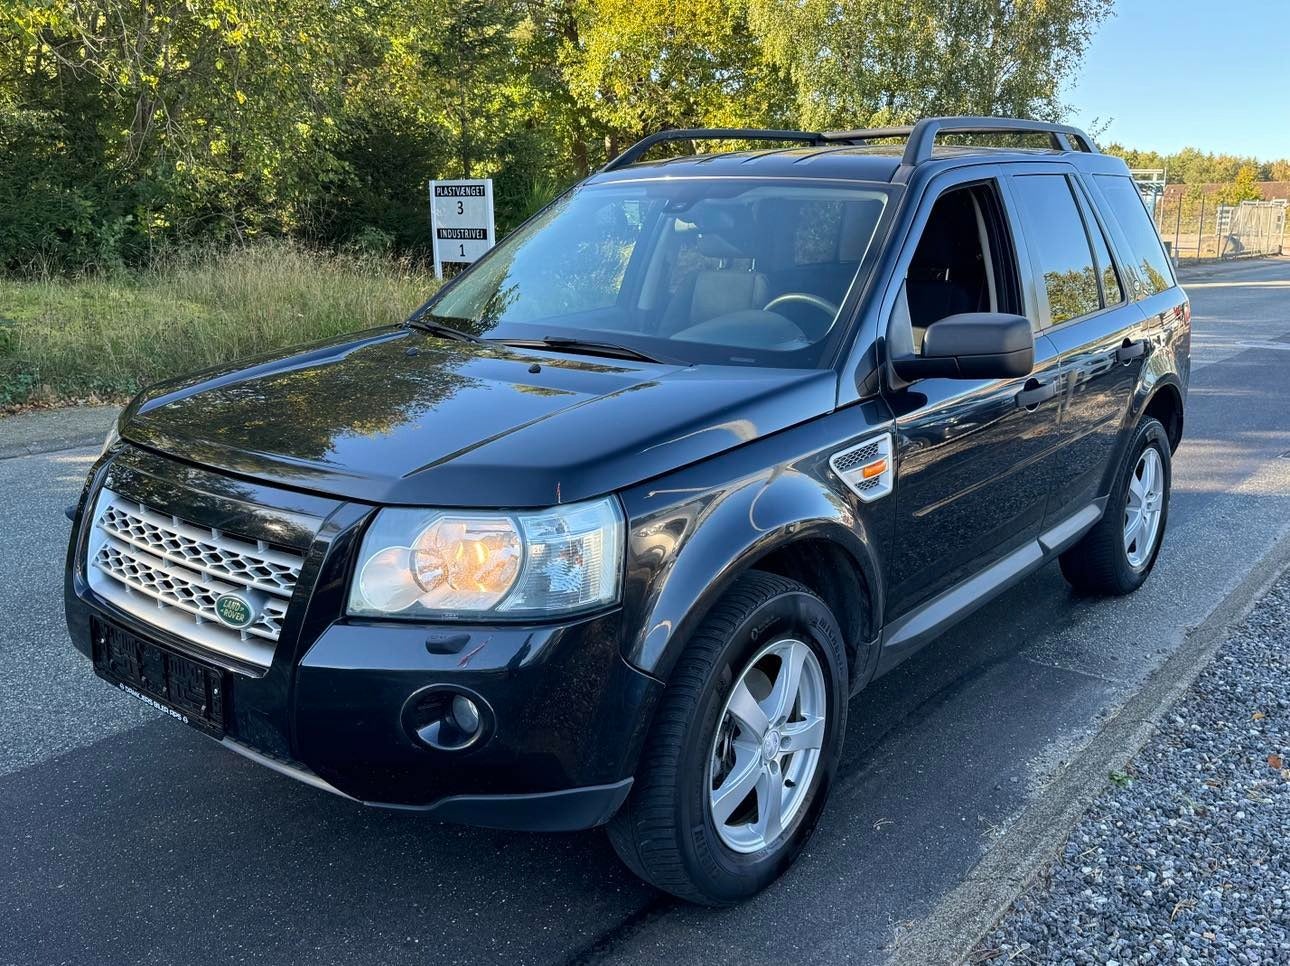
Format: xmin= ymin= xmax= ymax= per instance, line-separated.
xmin=348 ymin=497 xmax=624 ymax=619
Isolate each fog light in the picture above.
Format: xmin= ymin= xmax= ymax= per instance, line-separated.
xmin=450 ymin=695 xmax=481 ymax=735
xmin=402 ymin=687 xmax=491 ymax=752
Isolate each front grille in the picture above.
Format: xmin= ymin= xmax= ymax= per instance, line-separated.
xmin=86 ymin=489 xmax=304 ymax=669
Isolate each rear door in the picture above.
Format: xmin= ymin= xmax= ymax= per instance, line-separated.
xmin=1003 ymin=167 xmax=1150 ymax=522
xmin=1090 ymin=172 xmax=1191 ymax=392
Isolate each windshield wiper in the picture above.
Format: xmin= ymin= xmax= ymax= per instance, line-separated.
xmin=404 ymin=316 xmax=488 ymax=345
xmin=500 ymin=336 xmax=673 ymax=365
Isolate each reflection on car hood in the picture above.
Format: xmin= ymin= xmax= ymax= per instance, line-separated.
xmin=121 ymin=327 xmax=837 ymax=506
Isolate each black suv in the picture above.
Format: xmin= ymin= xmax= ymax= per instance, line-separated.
xmin=66 ymin=117 xmax=1189 ymax=905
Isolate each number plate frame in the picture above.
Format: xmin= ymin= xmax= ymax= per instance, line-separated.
xmin=91 ymin=618 xmax=228 ymax=737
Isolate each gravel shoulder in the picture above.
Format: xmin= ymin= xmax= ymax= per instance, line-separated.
xmin=976 ymin=571 xmax=1290 ymax=965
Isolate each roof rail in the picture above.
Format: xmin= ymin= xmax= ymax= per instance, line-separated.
xmin=601 ymin=117 xmax=1099 ymax=172
xmin=885 ymin=116 xmax=1099 ymax=166
xmin=603 ymin=128 xmax=824 ymax=171
xmin=821 ymin=126 xmax=914 ymax=143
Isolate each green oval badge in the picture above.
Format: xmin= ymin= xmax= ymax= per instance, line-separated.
xmin=213 ymin=593 xmax=255 ymax=629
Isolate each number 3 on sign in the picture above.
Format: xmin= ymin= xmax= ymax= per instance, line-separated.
xmin=428 ymin=179 xmax=496 ymax=280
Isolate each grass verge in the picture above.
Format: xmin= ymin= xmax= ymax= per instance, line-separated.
xmin=0 ymin=244 xmax=438 ymax=411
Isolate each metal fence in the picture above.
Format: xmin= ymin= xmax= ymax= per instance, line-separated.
xmin=1151 ymin=196 xmax=1287 ymax=260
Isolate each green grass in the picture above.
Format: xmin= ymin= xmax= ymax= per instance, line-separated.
xmin=0 ymin=244 xmax=439 ymax=409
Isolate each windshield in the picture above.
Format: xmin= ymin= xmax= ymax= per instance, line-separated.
xmin=423 ymin=178 xmax=892 ymax=368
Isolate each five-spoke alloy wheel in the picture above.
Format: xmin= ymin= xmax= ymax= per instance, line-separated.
xmin=708 ymin=639 xmax=827 ymax=853
xmin=608 ymin=572 xmax=849 ymax=905
xmin=1123 ymin=446 xmax=1164 ymax=569
xmin=1061 ymin=415 xmax=1172 ymax=595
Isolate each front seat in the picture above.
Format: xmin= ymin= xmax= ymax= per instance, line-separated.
xmin=659 ymin=225 xmax=769 ymax=336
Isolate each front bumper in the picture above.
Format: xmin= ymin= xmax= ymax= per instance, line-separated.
xmin=65 ymin=446 xmax=661 ymax=831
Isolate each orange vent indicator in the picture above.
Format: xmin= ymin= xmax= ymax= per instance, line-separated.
xmin=861 ymin=458 xmax=887 ymax=480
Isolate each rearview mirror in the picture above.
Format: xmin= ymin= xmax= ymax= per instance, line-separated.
xmin=892 ymin=312 xmax=1034 ymax=380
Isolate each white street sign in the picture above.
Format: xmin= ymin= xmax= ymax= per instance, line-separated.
xmin=429 ymin=178 xmax=496 ymax=279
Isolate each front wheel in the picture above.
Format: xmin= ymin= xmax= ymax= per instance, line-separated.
xmin=607 ymin=571 xmax=848 ymax=905
xmin=1060 ymin=416 xmax=1172 ymax=595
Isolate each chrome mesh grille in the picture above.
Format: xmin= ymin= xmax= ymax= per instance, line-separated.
xmin=86 ymin=489 xmax=303 ymax=668
xmin=830 ymin=440 xmax=880 ymax=474
xmin=829 ymin=433 xmax=895 ymax=503
xmin=98 ymin=501 xmax=300 ymax=597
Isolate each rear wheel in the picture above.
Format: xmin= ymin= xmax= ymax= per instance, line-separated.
xmin=1060 ymin=416 xmax=1171 ymax=595
xmin=607 ymin=571 xmax=848 ymax=905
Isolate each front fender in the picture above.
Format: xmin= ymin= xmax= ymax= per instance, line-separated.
xmin=618 ymin=458 xmax=888 ymax=685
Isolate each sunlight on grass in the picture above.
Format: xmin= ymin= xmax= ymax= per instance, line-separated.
xmin=0 ymin=244 xmax=438 ymax=408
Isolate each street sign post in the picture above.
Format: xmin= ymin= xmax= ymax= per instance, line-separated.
xmin=429 ymin=179 xmax=496 ymax=279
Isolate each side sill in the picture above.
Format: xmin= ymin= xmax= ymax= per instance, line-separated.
xmin=875 ymin=500 xmax=1106 ymax=675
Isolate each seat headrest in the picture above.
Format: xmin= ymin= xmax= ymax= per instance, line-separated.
xmin=693 ymin=207 xmax=756 ymax=260
xmin=696 ymin=230 xmax=752 ymax=259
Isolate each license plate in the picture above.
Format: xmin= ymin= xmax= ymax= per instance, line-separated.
xmin=92 ymin=619 xmax=227 ymax=736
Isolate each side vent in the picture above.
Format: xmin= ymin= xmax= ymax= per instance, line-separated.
xmin=830 ymin=433 xmax=894 ymax=502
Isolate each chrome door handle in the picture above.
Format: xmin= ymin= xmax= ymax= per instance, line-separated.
xmin=1116 ymin=338 xmax=1147 ymax=363
xmin=1015 ymin=378 xmax=1057 ymax=410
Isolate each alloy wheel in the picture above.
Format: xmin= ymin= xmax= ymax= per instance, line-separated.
xmin=1124 ymin=446 xmax=1164 ymax=569
xmin=708 ymin=638 xmax=827 ymax=854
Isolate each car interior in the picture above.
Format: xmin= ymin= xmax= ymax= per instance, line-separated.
xmin=649 ymin=196 xmax=887 ymax=349
xmin=900 ymin=183 xmax=1021 ymax=352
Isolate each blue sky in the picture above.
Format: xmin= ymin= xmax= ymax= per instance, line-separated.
xmin=1066 ymin=1 xmax=1290 ymax=160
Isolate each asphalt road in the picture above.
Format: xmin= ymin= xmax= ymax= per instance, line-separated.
xmin=3 ymin=258 xmax=1289 ymax=966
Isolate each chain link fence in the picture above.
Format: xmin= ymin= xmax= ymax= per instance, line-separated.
xmin=1150 ymin=195 xmax=1286 ymax=260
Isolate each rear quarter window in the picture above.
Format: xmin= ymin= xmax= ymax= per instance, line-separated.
xmin=1095 ymin=175 xmax=1176 ymax=296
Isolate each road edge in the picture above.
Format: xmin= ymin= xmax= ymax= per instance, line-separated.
xmin=0 ymin=405 xmax=119 ymax=460
xmin=883 ymin=531 xmax=1290 ymax=966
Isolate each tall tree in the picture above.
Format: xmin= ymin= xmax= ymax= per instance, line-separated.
xmin=561 ymin=0 xmax=794 ymax=151
xmin=739 ymin=0 xmax=1114 ymax=128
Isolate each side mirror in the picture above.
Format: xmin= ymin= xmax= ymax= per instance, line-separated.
xmin=892 ymin=312 xmax=1034 ymax=380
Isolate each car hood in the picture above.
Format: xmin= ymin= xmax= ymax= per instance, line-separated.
xmin=121 ymin=327 xmax=837 ymax=507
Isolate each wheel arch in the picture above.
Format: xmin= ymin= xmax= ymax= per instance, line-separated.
xmin=621 ymin=476 xmax=885 ymax=694
xmin=1141 ymin=379 xmax=1184 ymax=452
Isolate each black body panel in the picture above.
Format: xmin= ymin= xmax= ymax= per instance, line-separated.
xmin=64 ymin=132 xmax=1190 ymax=831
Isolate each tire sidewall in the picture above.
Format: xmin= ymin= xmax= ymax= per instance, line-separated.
xmin=676 ymin=588 xmax=848 ymax=900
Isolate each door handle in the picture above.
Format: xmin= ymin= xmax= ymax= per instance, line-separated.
xmin=1015 ymin=378 xmax=1057 ymax=411
xmin=1116 ymin=338 xmax=1147 ymax=363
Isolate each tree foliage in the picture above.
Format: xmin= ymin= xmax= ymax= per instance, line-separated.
xmin=741 ymin=0 xmax=1113 ymax=128
xmin=2 ymin=0 xmax=1117 ymax=270
xmin=1103 ymin=144 xmax=1290 ymax=185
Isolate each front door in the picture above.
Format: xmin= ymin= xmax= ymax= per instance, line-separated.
xmin=880 ymin=174 xmax=1066 ymax=621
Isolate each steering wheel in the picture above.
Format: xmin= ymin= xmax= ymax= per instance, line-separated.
xmin=763 ymin=292 xmax=839 ymax=320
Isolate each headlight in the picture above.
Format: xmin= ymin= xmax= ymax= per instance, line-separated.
xmin=347 ymin=496 xmax=624 ymax=619
xmin=99 ymin=423 xmax=121 ymax=458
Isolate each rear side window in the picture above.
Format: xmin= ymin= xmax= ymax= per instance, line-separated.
xmin=1084 ymin=205 xmax=1124 ymax=307
xmin=1011 ymin=174 xmax=1101 ymax=325
xmin=1095 ymin=175 xmax=1176 ymax=296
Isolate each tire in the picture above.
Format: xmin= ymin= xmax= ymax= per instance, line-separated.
xmin=1059 ymin=416 xmax=1171 ymax=596
xmin=607 ymin=571 xmax=848 ymax=905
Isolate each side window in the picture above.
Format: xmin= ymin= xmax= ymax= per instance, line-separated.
xmin=900 ymin=181 xmax=1020 ymax=352
xmin=1095 ymin=174 xmax=1176 ymax=296
xmin=1011 ymin=174 xmax=1101 ymax=325
xmin=1083 ymin=203 xmax=1124 ymax=306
